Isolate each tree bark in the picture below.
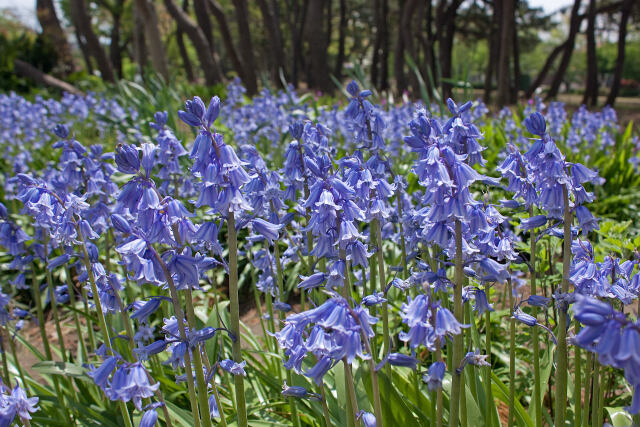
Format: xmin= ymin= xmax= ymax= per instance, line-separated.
xmin=400 ymin=0 xmax=420 ymax=96
xmin=546 ymin=0 xmax=582 ymax=99
xmin=133 ymin=0 xmax=169 ymax=81
xmin=164 ymin=0 xmax=221 ymax=86
xmin=497 ymin=0 xmax=514 ymax=105
xmin=511 ymin=0 xmax=521 ymax=103
xmin=483 ymin=0 xmax=502 ymax=102
xmin=108 ymin=0 xmax=124 ymax=79
xmin=193 ymin=0 xmax=224 ymax=80
xmin=582 ymin=0 xmax=598 ymax=106
xmin=36 ymin=0 xmax=74 ymax=75
xmin=333 ymin=0 xmax=347 ymax=80
xmin=304 ymin=0 xmax=331 ymax=92
xmin=14 ymin=59 xmax=82 ymax=95
xmin=257 ymin=0 xmax=287 ymax=80
xmin=606 ymin=0 xmax=634 ymax=106
xmin=208 ymin=0 xmax=247 ymax=84
xmin=132 ymin=3 xmax=148 ymax=73
xmin=394 ymin=0 xmax=407 ymax=94
xmin=177 ymin=0 xmax=195 ymax=81
xmin=525 ymin=42 xmax=567 ymax=98
xmin=69 ymin=0 xmax=115 ymax=82
xmin=233 ymin=0 xmax=258 ymax=94
xmin=436 ymin=0 xmax=462 ymax=100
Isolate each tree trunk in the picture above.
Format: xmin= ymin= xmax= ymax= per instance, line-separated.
xmin=483 ymin=0 xmax=501 ymax=102
xmin=436 ymin=0 xmax=462 ymax=100
xmin=177 ymin=0 xmax=195 ymax=81
xmin=257 ymin=0 xmax=287 ymax=80
xmin=304 ymin=0 xmax=331 ymax=92
xmin=372 ymin=0 xmax=381 ymax=88
xmin=582 ymin=0 xmax=598 ymax=106
xmin=208 ymin=0 xmax=247 ymax=85
xmin=36 ymin=0 xmax=74 ymax=74
xmin=14 ymin=59 xmax=83 ymax=94
xmin=233 ymin=0 xmax=258 ymax=94
xmin=497 ymin=0 xmax=514 ymax=105
xmin=69 ymin=0 xmax=115 ymax=82
xmin=193 ymin=0 xmax=224 ymax=80
xmin=133 ymin=0 xmax=169 ymax=81
xmin=164 ymin=0 xmax=221 ymax=86
xmin=333 ymin=0 xmax=347 ymax=80
xmin=109 ymin=0 xmax=124 ymax=79
xmin=606 ymin=0 xmax=633 ymax=106
xmin=401 ymin=0 xmax=420 ymax=96
xmin=511 ymin=0 xmax=521 ymax=103
xmin=285 ymin=0 xmax=309 ymax=87
xmin=525 ymin=42 xmax=567 ymax=98
xmin=424 ymin=0 xmax=435 ymax=94
xmin=394 ymin=0 xmax=407 ymax=94
xmin=132 ymin=4 xmax=148 ymax=73
xmin=546 ymin=0 xmax=582 ymax=99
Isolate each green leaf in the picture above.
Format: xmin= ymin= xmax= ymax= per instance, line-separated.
xmin=32 ymin=361 xmax=88 ymax=378
xmin=605 ymin=407 xmax=633 ymax=427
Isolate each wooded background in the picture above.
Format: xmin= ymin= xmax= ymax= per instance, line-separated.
xmin=2 ymin=0 xmax=639 ymax=106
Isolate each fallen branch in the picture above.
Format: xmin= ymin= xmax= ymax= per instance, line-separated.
xmin=13 ymin=59 xmax=83 ymax=95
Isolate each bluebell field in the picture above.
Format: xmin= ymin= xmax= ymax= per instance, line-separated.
xmin=0 ymin=79 xmax=638 ymax=426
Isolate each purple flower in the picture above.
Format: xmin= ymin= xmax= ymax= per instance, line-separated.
xmin=220 ymin=359 xmax=247 ymax=376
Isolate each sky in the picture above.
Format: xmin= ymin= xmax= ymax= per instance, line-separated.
xmin=1 ymin=0 xmax=576 ymax=31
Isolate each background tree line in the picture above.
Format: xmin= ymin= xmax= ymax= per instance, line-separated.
xmin=4 ymin=0 xmax=640 ymax=106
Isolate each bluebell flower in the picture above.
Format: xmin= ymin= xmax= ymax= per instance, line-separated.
xmin=356 ymin=410 xmax=377 ymax=427
xmin=423 ymin=361 xmax=446 ymax=391
xmin=88 ymin=356 xmax=118 ymax=389
xmin=140 ymin=409 xmax=158 ymax=427
xmin=220 ymin=359 xmax=246 ymax=376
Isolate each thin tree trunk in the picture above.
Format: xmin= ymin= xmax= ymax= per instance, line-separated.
xmin=333 ymin=0 xmax=347 ymax=80
xmin=424 ymin=0 xmax=435 ymax=94
xmin=436 ymin=0 xmax=462 ymax=100
xmin=69 ymin=0 xmax=115 ymax=82
xmin=497 ymin=0 xmax=514 ymax=105
xmin=109 ymin=0 xmax=124 ymax=79
xmin=511 ymin=0 xmax=521 ymax=103
xmin=74 ymin=27 xmax=94 ymax=75
xmin=257 ymin=0 xmax=287 ymax=80
xmin=372 ymin=0 xmax=381 ymax=88
xmin=606 ymin=0 xmax=633 ymax=106
xmin=380 ymin=0 xmax=390 ymax=91
xmin=233 ymin=0 xmax=258 ymax=94
xmin=14 ymin=59 xmax=82 ymax=94
xmin=208 ymin=0 xmax=247 ymax=84
xmin=164 ymin=0 xmax=221 ymax=86
xmin=583 ymin=0 xmax=598 ymax=106
xmin=134 ymin=0 xmax=169 ymax=81
xmin=178 ymin=0 xmax=195 ymax=82
xmin=546 ymin=0 xmax=582 ymax=99
xmin=401 ymin=0 xmax=420 ymax=96
xmin=132 ymin=4 xmax=148 ymax=73
xmin=193 ymin=0 xmax=224 ymax=80
xmin=36 ymin=0 xmax=74 ymax=74
xmin=525 ymin=41 xmax=567 ymax=98
xmin=394 ymin=0 xmax=407 ymax=94
xmin=304 ymin=0 xmax=331 ymax=92
xmin=484 ymin=0 xmax=501 ymax=102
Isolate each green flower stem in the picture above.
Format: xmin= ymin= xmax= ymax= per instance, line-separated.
xmin=508 ymin=278 xmax=516 ymax=427
xmin=43 ymin=234 xmax=68 ymax=363
xmin=63 ymin=267 xmax=88 ymax=361
xmin=5 ymin=325 xmax=27 ymax=390
xmin=319 ymin=384 xmax=332 ymax=427
xmin=227 ymin=212 xmax=248 ymax=427
xmin=30 ymin=264 xmax=69 ymax=422
xmin=529 ymin=206 xmax=542 ymax=427
xmin=435 ymin=343 xmax=444 ymax=427
xmin=596 ymin=363 xmax=605 ymax=427
xmin=554 ymin=186 xmax=572 ymax=427
xmin=77 ymin=228 xmax=132 ymax=427
xmin=80 ymin=286 xmax=97 ymax=353
xmin=449 ymin=220 xmax=464 ymax=427
xmin=184 ymin=287 xmax=214 ymax=427
xmin=201 ymin=351 xmax=227 ymax=427
xmin=0 ymin=338 xmax=9 ymax=385
xmin=396 ymin=192 xmax=408 ymax=281
xmin=340 ymin=250 xmax=360 ymax=427
xmin=272 ymin=235 xmax=300 ymax=427
xmin=591 ymin=358 xmax=600 ymax=427
xmin=373 ymin=218 xmax=390 ymax=380
xmin=582 ymin=352 xmax=593 ymax=427
xmin=484 ymin=306 xmax=493 ymax=427
xmin=575 ymin=321 xmax=582 ymax=427
xmin=148 ymin=247 xmax=201 ymax=427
